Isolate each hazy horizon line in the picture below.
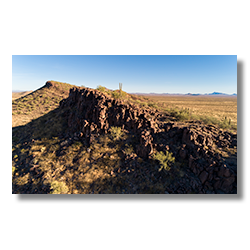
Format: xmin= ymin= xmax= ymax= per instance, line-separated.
xmin=12 ymin=89 xmax=237 ymax=96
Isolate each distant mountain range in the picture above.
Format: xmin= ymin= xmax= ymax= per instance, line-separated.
xmin=13 ymin=89 xmax=237 ymax=97
xmin=205 ymin=92 xmax=237 ymax=96
xmin=12 ymin=90 xmax=28 ymax=92
xmin=130 ymin=92 xmax=237 ymax=96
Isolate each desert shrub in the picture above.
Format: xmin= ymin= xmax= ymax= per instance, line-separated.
xmin=153 ymin=151 xmax=175 ymax=172
xmin=97 ymin=85 xmax=106 ymax=92
xmin=112 ymin=90 xmax=126 ymax=99
xmin=170 ymin=108 xmax=191 ymax=121
xmin=120 ymin=90 xmax=126 ymax=98
xmin=148 ymin=103 xmax=158 ymax=109
xmin=110 ymin=126 xmax=123 ymax=141
xmin=112 ymin=91 xmax=120 ymax=99
xmin=50 ymin=181 xmax=69 ymax=194
xmin=220 ymin=117 xmax=232 ymax=129
xmin=124 ymin=143 xmax=134 ymax=155
xmin=140 ymin=102 xmax=147 ymax=107
xmin=199 ymin=115 xmax=219 ymax=125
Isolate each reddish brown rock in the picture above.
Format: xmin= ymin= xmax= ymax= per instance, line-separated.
xmin=179 ymin=145 xmax=187 ymax=159
xmin=223 ymin=168 xmax=231 ymax=177
xmin=182 ymin=128 xmax=199 ymax=146
xmin=214 ymin=180 xmax=222 ymax=190
xmin=220 ymin=177 xmax=235 ymax=192
xmin=199 ymin=171 xmax=209 ymax=184
xmin=136 ymin=130 xmax=153 ymax=158
xmin=217 ymin=165 xmax=228 ymax=177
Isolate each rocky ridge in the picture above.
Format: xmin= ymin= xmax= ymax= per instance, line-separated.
xmin=59 ymin=87 xmax=237 ymax=194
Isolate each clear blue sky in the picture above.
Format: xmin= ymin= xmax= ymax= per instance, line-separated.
xmin=12 ymin=55 xmax=237 ymax=94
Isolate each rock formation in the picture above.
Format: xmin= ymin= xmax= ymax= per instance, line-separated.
xmin=59 ymin=87 xmax=237 ymax=194
xmin=60 ymin=87 xmax=158 ymax=158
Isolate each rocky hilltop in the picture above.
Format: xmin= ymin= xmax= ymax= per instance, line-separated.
xmin=58 ymin=86 xmax=237 ymax=194
xmin=12 ymin=80 xmax=74 ymax=127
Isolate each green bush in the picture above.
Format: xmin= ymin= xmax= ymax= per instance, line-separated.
xmin=110 ymin=126 xmax=123 ymax=141
xmin=50 ymin=181 xmax=69 ymax=194
xmin=153 ymin=151 xmax=175 ymax=172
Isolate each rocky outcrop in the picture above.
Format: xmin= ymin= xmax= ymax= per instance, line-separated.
xmin=164 ymin=123 xmax=237 ymax=193
xmin=44 ymin=80 xmax=72 ymax=94
xmin=60 ymin=87 xmax=158 ymax=158
xmin=136 ymin=130 xmax=154 ymax=158
xmin=59 ymin=87 xmax=237 ymax=194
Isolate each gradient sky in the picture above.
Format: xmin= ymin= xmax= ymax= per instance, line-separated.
xmin=12 ymin=55 xmax=237 ymax=94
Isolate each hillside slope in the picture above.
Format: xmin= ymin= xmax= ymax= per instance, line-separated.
xmin=12 ymin=81 xmax=76 ymax=127
xmin=12 ymin=84 xmax=237 ymax=194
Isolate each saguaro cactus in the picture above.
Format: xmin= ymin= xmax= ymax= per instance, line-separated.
xmin=119 ymin=82 xmax=123 ymax=97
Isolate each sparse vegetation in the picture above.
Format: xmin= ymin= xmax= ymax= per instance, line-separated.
xmin=147 ymin=95 xmax=237 ymax=130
